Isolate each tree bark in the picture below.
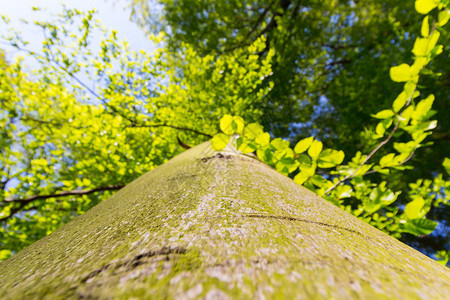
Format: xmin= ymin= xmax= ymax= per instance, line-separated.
xmin=1 ymin=142 xmax=449 ymax=299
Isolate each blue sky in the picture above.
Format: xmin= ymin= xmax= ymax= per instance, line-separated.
xmin=0 ymin=0 xmax=155 ymax=65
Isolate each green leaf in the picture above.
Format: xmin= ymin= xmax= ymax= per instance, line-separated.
xmin=371 ymin=109 xmax=394 ymax=119
xmin=310 ymin=175 xmax=330 ymax=188
xmin=412 ymin=132 xmax=429 ymax=144
xmin=297 ymin=154 xmax=312 ymax=166
xmin=244 ymin=123 xmax=264 ymax=139
xmin=437 ymin=256 xmax=449 ymax=266
xmin=428 ymin=31 xmax=440 ymax=52
xmin=413 ymin=94 xmax=434 ymax=121
xmin=255 ymin=132 xmax=270 ymax=147
xmin=390 ymin=64 xmax=412 ymax=82
xmin=430 ymin=45 xmax=443 ymax=57
xmin=318 ymin=149 xmax=345 ymax=168
xmin=393 ymin=142 xmax=415 ymax=153
xmin=374 ymin=117 xmax=392 ymax=137
xmin=82 ymin=178 xmax=91 ymax=186
xmin=271 ymin=138 xmax=290 ymax=151
xmin=379 ymin=153 xmax=396 ymax=168
xmin=362 ymin=198 xmax=382 ymax=215
xmin=399 ymin=106 xmax=414 ymax=125
xmin=236 ymin=137 xmax=255 ymax=154
xmin=299 ymin=162 xmax=316 ymax=177
xmin=421 ymin=16 xmax=429 ymax=37
xmin=425 ymin=120 xmax=437 ymax=131
xmin=404 ymin=197 xmax=425 ymax=219
xmin=220 ymin=114 xmax=234 ymax=135
xmin=274 ymin=147 xmax=294 ymax=162
xmin=294 ymin=136 xmax=313 ymax=154
xmin=438 ymin=10 xmax=450 ymax=26
xmin=31 ymin=158 xmax=48 ymax=167
xmin=375 ymin=122 xmax=385 ymax=136
xmin=403 ymin=82 xmax=417 ymax=99
xmin=257 ymin=148 xmax=274 ymax=164
xmin=412 ymin=37 xmax=429 ymax=57
xmin=335 ymin=185 xmax=352 ymax=199
xmin=364 ymin=184 xmax=399 ymax=214
xmin=0 ymin=250 xmax=11 ymax=260
xmin=211 ymin=133 xmax=230 ymax=150
xmin=233 ymin=116 xmax=245 ymax=134
xmin=401 ymin=218 xmax=437 ymax=236
xmin=276 ymin=159 xmax=299 ymax=175
xmin=372 ymin=165 xmax=390 ymax=175
xmin=411 ymin=58 xmax=427 ymax=76
xmin=307 ymin=140 xmax=323 ymax=160
xmin=443 ymin=158 xmax=450 ymax=175
xmin=392 ymin=91 xmax=408 ymax=112
xmin=415 ymin=0 xmax=438 ymax=14
xmin=294 ymin=172 xmax=310 ymax=185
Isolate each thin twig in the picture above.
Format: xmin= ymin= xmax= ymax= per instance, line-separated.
xmin=322 ymin=120 xmax=401 ymax=195
xmin=325 ymin=18 xmax=443 ymax=195
xmin=4 ymin=184 xmax=124 ymax=203
xmin=128 ymin=124 xmax=213 ymax=138
xmin=5 ymin=43 xmax=215 ymax=139
xmin=323 ymin=16 xmax=440 ymax=196
xmin=21 ymin=116 xmax=84 ymax=130
xmin=361 ymin=150 xmax=416 ymax=176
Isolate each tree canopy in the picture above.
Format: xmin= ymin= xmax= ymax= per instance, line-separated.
xmin=0 ymin=0 xmax=449 ymax=265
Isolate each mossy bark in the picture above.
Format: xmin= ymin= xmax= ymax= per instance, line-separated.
xmin=1 ymin=142 xmax=449 ymax=299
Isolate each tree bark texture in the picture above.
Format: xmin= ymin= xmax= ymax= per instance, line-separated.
xmin=1 ymin=142 xmax=449 ymax=299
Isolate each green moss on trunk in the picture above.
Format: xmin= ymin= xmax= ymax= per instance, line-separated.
xmin=1 ymin=142 xmax=449 ymax=299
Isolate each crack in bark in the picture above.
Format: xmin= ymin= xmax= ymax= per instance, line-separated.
xmin=243 ymin=214 xmax=365 ymax=236
xmin=80 ymin=246 xmax=187 ymax=283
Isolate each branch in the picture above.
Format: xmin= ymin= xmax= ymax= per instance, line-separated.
xmin=6 ymin=43 xmax=214 ymax=140
xmin=177 ymin=136 xmax=191 ymax=149
xmin=220 ymin=1 xmax=276 ymax=53
xmin=322 ymin=81 xmax=421 ymax=195
xmin=4 ymin=185 xmax=124 ymax=203
xmin=3 ymin=42 xmax=139 ymax=124
xmin=221 ymin=0 xmax=293 ymax=54
xmin=323 ymin=84 xmax=420 ymax=196
xmin=244 ymin=1 xmax=275 ymax=41
xmin=363 ymin=150 xmax=416 ymax=176
xmin=1 ymin=185 xmax=124 ymax=222
xmin=321 ymin=16 xmax=442 ymax=196
xmin=21 ymin=116 xmax=84 ymax=130
xmin=128 ymin=123 xmax=213 ymax=138
xmin=323 ymin=120 xmax=401 ymax=195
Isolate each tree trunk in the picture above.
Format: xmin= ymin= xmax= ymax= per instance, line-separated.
xmin=1 ymin=142 xmax=449 ymax=299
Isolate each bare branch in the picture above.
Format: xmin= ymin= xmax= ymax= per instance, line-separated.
xmin=4 ymin=185 xmax=124 ymax=204
xmin=323 ymin=119 xmax=401 ymax=195
xmin=128 ymin=123 xmax=213 ymax=138
xmin=244 ymin=1 xmax=276 ymax=41
xmin=177 ymin=136 xmax=191 ymax=149
xmin=6 ymin=43 xmax=214 ymax=140
xmin=362 ymin=150 xmax=415 ymax=176
xmin=1 ymin=185 xmax=124 ymax=222
xmin=4 ymin=42 xmax=139 ymax=124
xmin=321 ymin=18 xmax=442 ymax=196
